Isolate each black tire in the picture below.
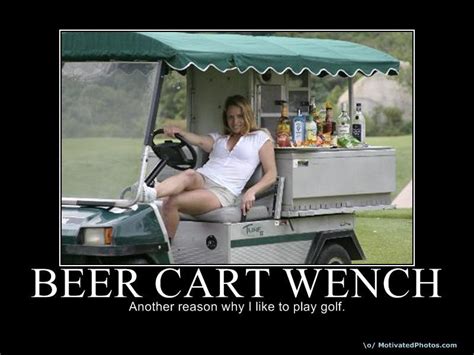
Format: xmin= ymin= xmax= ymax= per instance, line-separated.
xmin=315 ymin=243 xmax=351 ymax=265
xmin=62 ymin=254 xmax=154 ymax=265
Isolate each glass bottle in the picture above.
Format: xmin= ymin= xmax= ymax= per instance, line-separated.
xmin=305 ymin=106 xmax=318 ymax=146
xmin=322 ymin=101 xmax=333 ymax=146
xmin=336 ymin=103 xmax=351 ymax=137
xmin=309 ymin=96 xmax=316 ymax=114
xmin=351 ymin=102 xmax=366 ymax=143
xmin=323 ymin=101 xmax=333 ymax=134
xmin=276 ymin=101 xmax=292 ymax=147
xmin=292 ymin=108 xmax=306 ymax=147
xmin=316 ymin=104 xmax=325 ymax=143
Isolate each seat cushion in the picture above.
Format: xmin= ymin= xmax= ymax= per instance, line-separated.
xmin=180 ymin=205 xmax=271 ymax=223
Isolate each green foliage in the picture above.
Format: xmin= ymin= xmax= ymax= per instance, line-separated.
xmin=366 ymin=106 xmax=412 ymax=136
xmin=62 ymin=64 xmax=188 ymax=138
xmin=326 ymin=84 xmax=345 ymax=108
xmin=157 ymin=70 xmax=187 ymax=123
xmin=312 ymin=76 xmax=345 ymax=104
xmin=62 ymin=65 xmax=154 ymax=138
xmin=397 ymin=64 xmax=413 ymax=90
xmin=160 ymin=118 xmax=187 ymax=130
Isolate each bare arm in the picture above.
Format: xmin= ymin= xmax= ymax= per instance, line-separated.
xmin=164 ymin=126 xmax=214 ymax=153
xmin=241 ymin=140 xmax=277 ymax=215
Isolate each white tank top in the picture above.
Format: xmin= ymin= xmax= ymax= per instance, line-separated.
xmin=196 ymin=130 xmax=271 ymax=196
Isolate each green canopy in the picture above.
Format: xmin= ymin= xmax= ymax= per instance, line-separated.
xmin=61 ymin=32 xmax=399 ymax=77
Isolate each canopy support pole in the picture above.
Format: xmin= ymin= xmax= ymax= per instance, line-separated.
xmin=144 ymin=60 xmax=166 ymax=146
xmin=348 ymin=77 xmax=354 ymax=119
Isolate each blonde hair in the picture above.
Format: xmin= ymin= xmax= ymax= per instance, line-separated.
xmin=221 ymin=95 xmax=274 ymax=142
xmin=222 ymin=95 xmax=257 ymax=135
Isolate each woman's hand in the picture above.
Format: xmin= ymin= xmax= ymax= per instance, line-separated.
xmin=163 ymin=126 xmax=183 ymax=138
xmin=241 ymin=190 xmax=256 ymax=216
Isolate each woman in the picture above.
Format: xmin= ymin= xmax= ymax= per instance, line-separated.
xmin=137 ymin=95 xmax=277 ymax=239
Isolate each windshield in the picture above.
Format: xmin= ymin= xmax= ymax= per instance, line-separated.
xmin=61 ymin=62 xmax=158 ymax=199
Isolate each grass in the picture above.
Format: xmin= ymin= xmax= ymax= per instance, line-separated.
xmin=62 ymin=134 xmax=412 ymax=198
xmin=354 ymin=135 xmax=412 ymax=264
xmin=62 ymin=134 xmax=413 ymax=265
xmin=354 ymin=135 xmax=413 ymax=264
xmin=366 ymin=135 xmax=412 ymax=197
xmin=62 ymin=137 xmax=142 ymax=198
xmin=354 ymin=208 xmax=412 ymax=265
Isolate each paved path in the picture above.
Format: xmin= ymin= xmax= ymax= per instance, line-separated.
xmin=392 ymin=180 xmax=412 ymax=208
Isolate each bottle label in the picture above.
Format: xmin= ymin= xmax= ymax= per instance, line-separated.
xmin=277 ymin=122 xmax=290 ymax=135
xmin=352 ymin=124 xmax=362 ymax=141
xmin=306 ymin=129 xmax=317 ymax=141
xmin=293 ymin=121 xmax=304 ymax=145
xmin=277 ymin=133 xmax=292 ymax=147
xmin=337 ymin=124 xmax=350 ymax=136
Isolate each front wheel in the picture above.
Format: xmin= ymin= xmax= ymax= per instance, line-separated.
xmin=62 ymin=254 xmax=153 ymax=265
xmin=315 ymin=243 xmax=351 ymax=265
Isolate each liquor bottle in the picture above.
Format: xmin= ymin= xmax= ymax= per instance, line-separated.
xmin=323 ymin=101 xmax=333 ymax=134
xmin=351 ymin=102 xmax=366 ymax=143
xmin=276 ymin=101 xmax=292 ymax=147
xmin=305 ymin=107 xmax=318 ymax=146
xmin=336 ymin=102 xmax=351 ymax=137
xmin=292 ymin=108 xmax=306 ymax=147
xmin=322 ymin=101 xmax=333 ymax=146
xmin=309 ymin=96 xmax=316 ymax=114
xmin=317 ymin=104 xmax=325 ymax=142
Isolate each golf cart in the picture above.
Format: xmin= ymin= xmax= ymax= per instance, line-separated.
xmin=61 ymin=32 xmax=399 ymax=265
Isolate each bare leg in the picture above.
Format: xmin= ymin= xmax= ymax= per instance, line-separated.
xmin=162 ymin=189 xmax=221 ymax=238
xmin=155 ymin=169 xmax=204 ymax=198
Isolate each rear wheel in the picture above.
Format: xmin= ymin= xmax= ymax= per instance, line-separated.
xmin=315 ymin=243 xmax=351 ymax=265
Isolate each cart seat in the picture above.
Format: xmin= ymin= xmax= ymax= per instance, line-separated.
xmin=180 ymin=205 xmax=271 ymax=223
xmin=180 ymin=164 xmax=281 ymax=223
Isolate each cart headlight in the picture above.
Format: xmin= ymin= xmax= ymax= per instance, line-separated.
xmin=82 ymin=227 xmax=113 ymax=246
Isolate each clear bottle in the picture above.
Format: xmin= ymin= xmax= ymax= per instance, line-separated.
xmin=351 ymin=102 xmax=366 ymax=143
xmin=292 ymin=108 xmax=306 ymax=147
xmin=336 ymin=102 xmax=351 ymax=137
xmin=305 ymin=108 xmax=318 ymax=146
xmin=316 ymin=105 xmax=325 ymax=138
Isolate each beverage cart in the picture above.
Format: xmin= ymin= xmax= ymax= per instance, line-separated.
xmin=61 ymin=31 xmax=399 ymax=265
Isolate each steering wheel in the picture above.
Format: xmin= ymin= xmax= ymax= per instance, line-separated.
xmin=151 ymin=128 xmax=197 ymax=170
xmin=120 ymin=128 xmax=198 ymax=198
